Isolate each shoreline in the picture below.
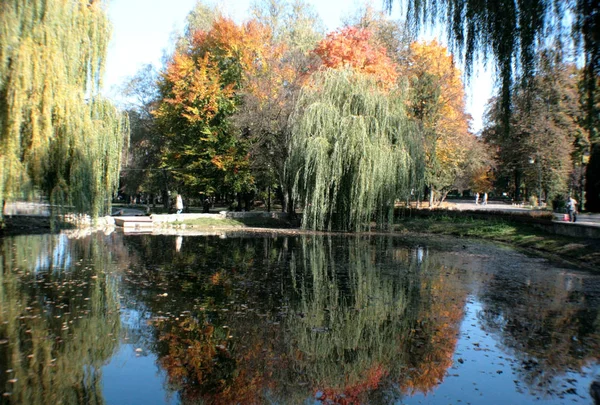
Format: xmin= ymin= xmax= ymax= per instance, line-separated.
xmin=2 ymin=215 xmax=599 ymax=272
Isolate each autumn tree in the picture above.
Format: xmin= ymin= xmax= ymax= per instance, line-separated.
xmin=313 ymin=26 xmax=399 ymax=89
xmin=403 ymin=40 xmax=473 ymax=206
xmin=154 ymin=17 xmax=275 ymax=202
xmin=0 ymin=0 xmax=128 ymax=222
xmin=230 ymin=0 xmax=323 ymax=212
xmin=342 ymin=4 xmax=414 ymax=68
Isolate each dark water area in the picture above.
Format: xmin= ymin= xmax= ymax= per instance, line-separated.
xmin=1 ymin=231 xmax=599 ymax=405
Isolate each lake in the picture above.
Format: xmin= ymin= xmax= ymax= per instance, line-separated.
xmin=1 ymin=231 xmax=599 ymax=404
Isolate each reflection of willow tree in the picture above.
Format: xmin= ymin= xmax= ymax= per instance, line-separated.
xmin=0 ymin=234 xmax=121 ymax=404
xmin=286 ymin=236 xmax=467 ymax=404
xmin=118 ymin=235 xmax=296 ymax=405
xmin=118 ymin=234 xmax=467 ymax=404
xmin=478 ymin=271 xmax=600 ymax=392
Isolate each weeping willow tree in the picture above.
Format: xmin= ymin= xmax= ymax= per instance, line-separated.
xmin=283 ymin=235 xmax=467 ymax=401
xmin=0 ymin=0 xmax=129 ymax=221
xmin=386 ymin=0 xmax=600 ymax=210
xmin=286 ymin=69 xmax=424 ymax=231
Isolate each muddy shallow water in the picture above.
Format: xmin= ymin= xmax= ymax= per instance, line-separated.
xmin=1 ymin=231 xmax=599 ymax=405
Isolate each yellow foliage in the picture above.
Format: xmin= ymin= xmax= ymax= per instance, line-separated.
xmin=404 ymin=40 xmax=473 ymax=194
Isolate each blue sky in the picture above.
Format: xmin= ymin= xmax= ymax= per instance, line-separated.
xmin=103 ymin=0 xmax=493 ymax=132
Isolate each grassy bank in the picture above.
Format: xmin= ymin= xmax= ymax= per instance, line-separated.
xmin=3 ymin=212 xmax=598 ymax=271
xmin=173 ymin=215 xmax=298 ymax=229
xmin=394 ymin=215 xmax=600 ymax=271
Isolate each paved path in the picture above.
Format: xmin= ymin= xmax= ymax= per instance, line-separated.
xmin=449 ymin=200 xmax=600 ymax=228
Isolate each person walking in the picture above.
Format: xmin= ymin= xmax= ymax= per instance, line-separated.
xmin=475 ymin=192 xmax=480 ymax=205
xmin=483 ymin=192 xmax=488 ymax=205
xmin=175 ymin=193 xmax=184 ymax=214
xmin=566 ymin=195 xmax=577 ymax=223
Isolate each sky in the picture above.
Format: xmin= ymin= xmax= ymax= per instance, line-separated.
xmin=103 ymin=0 xmax=493 ymax=133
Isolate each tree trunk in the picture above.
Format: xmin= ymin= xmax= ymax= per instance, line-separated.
xmin=277 ymin=185 xmax=287 ymax=213
xmin=429 ymin=185 xmax=434 ymax=208
xmin=514 ymin=169 xmax=522 ymax=202
xmin=585 ymin=143 xmax=600 ymax=212
xmin=437 ymin=190 xmax=449 ymax=207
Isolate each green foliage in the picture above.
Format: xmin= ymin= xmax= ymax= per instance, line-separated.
xmin=154 ymin=17 xmax=262 ymax=198
xmin=386 ymin=0 xmax=599 ymax=132
xmin=0 ymin=0 xmax=128 ymax=219
xmin=287 ymin=69 xmax=424 ymax=231
xmin=484 ymin=53 xmax=584 ymax=202
xmin=0 ymin=234 xmax=121 ymax=404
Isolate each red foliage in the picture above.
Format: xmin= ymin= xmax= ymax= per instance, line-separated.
xmin=313 ymin=27 xmax=399 ymax=89
xmin=315 ymin=364 xmax=388 ymax=405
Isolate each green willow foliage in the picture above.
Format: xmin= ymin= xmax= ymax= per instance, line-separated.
xmin=287 ymin=69 xmax=424 ymax=231
xmin=0 ymin=234 xmax=121 ymax=404
xmin=386 ymin=0 xmax=599 ymax=127
xmin=0 ymin=0 xmax=129 ymax=219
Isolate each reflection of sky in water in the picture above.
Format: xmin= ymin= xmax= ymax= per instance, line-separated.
xmin=34 ymin=234 xmax=71 ymax=273
xmin=401 ymin=299 xmax=599 ymax=405
xmin=102 ymin=344 xmax=179 ymax=405
xmin=102 ymin=307 xmax=178 ymax=405
xmin=5 ymin=233 xmax=599 ymax=405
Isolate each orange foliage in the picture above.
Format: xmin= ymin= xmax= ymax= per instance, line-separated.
xmin=402 ymin=273 xmax=467 ymax=394
xmin=313 ymin=26 xmax=398 ymax=89
xmin=157 ymin=17 xmax=276 ymax=125
xmin=158 ymin=319 xmax=222 ymax=392
xmin=157 ymin=52 xmax=233 ymax=126
xmin=154 ymin=16 xmax=276 ymax=192
xmin=404 ymin=40 xmax=473 ymax=193
xmin=316 ymin=364 xmax=388 ymax=405
xmin=405 ymin=40 xmax=468 ymax=136
xmin=157 ymin=314 xmax=285 ymax=405
xmin=470 ymin=166 xmax=495 ymax=193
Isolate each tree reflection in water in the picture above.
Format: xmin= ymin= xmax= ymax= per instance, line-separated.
xmin=121 ymin=234 xmax=468 ymax=404
xmin=478 ymin=268 xmax=600 ymax=395
xmin=286 ymin=236 xmax=467 ymax=404
xmin=0 ymin=233 xmax=122 ymax=404
xmin=4 ymin=232 xmax=597 ymax=404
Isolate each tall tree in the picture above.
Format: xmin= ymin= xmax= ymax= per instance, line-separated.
xmin=251 ymin=0 xmax=324 ymax=52
xmin=0 ymin=0 xmax=128 ymax=221
xmin=287 ymin=69 xmax=424 ymax=231
xmin=236 ymin=0 xmax=323 ymax=211
xmin=403 ymin=40 xmax=472 ymax=206
xmin=386 ymin=0 xmax=600 ymax=210
xmin=484 ymin=52 xmax=584 ymax=204
xmin=120 ymin=64 xmax=167 ymax=208
xmin=154 ymin=17 xmax=271 ymax=200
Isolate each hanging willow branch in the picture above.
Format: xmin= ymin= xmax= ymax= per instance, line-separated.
xmin=0 ymin=0 xmax=129 ymax=220
xmin=286 ymin=69 xmax=424 ymax=231
xmin=385 ymin=0 xmax=600 ymax=134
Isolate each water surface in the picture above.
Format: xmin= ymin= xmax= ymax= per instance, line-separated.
xmin=1 ymin=231 xmax=599 ymax=404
